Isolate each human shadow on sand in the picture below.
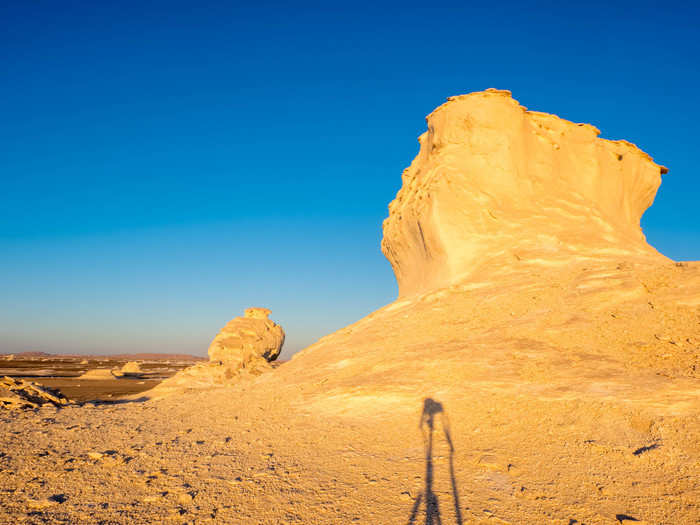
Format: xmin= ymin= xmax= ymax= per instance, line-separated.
xmin=407 ymin=398 xmax=463 ymax=525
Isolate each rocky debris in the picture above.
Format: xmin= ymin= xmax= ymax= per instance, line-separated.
xmin=381 ymin=89 xmax=669 ymax=298
xmin=147 ymin=308 xmax=284 ymax=398
xmin=0 ymin=376 xmax=72 ymax=409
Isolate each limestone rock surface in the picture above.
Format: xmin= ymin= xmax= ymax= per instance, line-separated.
xmin=0 ymin=376 xmax=72 ymax=409
xmin=120 ymin=361 xmax=142 ymax=375
xmin=148 ymin=308 xmax=284 ymax=398
xmin=207 ymin=307 xmax=285 ymax=365
xmin=381 ymin=89 xmax=669 ymax=297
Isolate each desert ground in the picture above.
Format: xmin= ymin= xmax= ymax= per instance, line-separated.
xmin=1 ymin=91 xmax=698 ymax=524
xmin=0 ymin=355 xmax=203 ymax=402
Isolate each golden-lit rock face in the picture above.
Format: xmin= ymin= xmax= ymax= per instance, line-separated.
xmin=382 ymin=89 xmax=669 ymax=298
xmin=208 ymin=307 xmax=285 ymax=365
xmin=148 ymin=308 xmax=285 ymax=398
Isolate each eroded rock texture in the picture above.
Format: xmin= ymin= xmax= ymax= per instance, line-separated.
xmin=381 ymin=89 xmax=669 ymax=298
xmin=149 ymin=308 xmax=284 ymax=397
xmin=0 ymin=376 xmax=72 ymax=410
xmin=207 ymin=307 xmax=285 ymax=366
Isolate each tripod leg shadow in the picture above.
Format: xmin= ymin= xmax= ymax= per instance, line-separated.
xmin=406 ymin=398 xmax=463 ymax=525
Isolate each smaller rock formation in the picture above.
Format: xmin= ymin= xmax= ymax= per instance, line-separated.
xmin=120 ymin=361 xmax=143 ymax=376
xmin=0 ymin=376 xmax=72 ymax=410
xmin=148 ymin=308 xmax=284 ymax=398
xmin=208 ymin=307 xmax=285 ymax=366
xmin=78 ymin=369 xmax=118 ymax=380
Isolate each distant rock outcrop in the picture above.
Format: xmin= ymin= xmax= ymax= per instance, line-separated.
xmin=77 ymin=369 xmax=117 ymax=380
xmin=0 ymin=376 xmax=72 ymax=409
xmin=381 ymin=89 xmax=669 ymax=297
xmin=147 ymin=308 xmax=284 ymax=398
xmin=120 ymin=361 xmax=143 ymax=375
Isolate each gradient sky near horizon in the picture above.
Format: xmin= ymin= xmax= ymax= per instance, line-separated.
xmin=2 ymin=1 xmax=699 ymax=358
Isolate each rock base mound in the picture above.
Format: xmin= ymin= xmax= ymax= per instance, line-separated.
xmin=148 ymin=308 xmax=284 ymax=398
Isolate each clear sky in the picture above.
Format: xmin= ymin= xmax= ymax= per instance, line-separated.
xmin=1 ymin=1 xmax=699 ymax=358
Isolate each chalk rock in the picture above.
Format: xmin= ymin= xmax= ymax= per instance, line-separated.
xmin=0 ymin=376 xmax=72 ymax=409
xmin=78 ymin=368 xmax=118 ymax=380
xmin=208 ymin=308 xmax=285 ymax=365
xmin=120 ymin=361 xmax=143 ymax=375
xmin=146 ymin=308 xmax=284 ymax=398
xmin=381 ymin=89 xmax=669 ymax=297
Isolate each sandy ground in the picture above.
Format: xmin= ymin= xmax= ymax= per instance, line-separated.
xmin=0 ymin=357 xmax=199 ymax=402
xmin=0 ymin=375 xmax=697 ymax=525
xmin=1 ymin=259 xmax=699 ymax=525
xmin=1 ymin=258 xmax=698 ymax=525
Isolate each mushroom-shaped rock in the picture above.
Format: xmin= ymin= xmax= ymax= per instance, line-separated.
xmin=207 ymin=308 xmax=285 ymax=366
xmin=381 ymin=89 xmax=669 ymax=298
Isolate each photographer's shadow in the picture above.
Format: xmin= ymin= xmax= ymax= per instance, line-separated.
xmin=407 ymin=398 xmax=463 ymax=525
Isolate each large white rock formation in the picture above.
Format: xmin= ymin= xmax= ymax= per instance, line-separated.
xmin=381 ymin=89 xmax=669 ymax=297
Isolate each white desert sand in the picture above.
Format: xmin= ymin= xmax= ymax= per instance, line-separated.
xmin=0 ymin=90 xmax=698 ymax=524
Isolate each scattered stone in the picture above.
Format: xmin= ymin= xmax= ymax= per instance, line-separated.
xmin=48 ymin=494 xmax=67 ymax=504
xmin=476 ymin=453 xmax=511 ymax=473
xmin=0 ymin=377 xmax=72 ymax=410
xmin=26 ymin=498 xmax=56 ymax=509
xmin=77 ymin=369 xmax=118 ymax=380
xmin=177 ymin=493 xmax=194 ymax=505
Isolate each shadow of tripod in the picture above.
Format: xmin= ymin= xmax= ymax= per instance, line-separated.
xmin=407 ymin=398 xmax=463 ymax=525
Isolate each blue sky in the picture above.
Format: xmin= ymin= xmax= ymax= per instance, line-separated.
xmin=1 ymin=1 xmax=698 ymax=357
